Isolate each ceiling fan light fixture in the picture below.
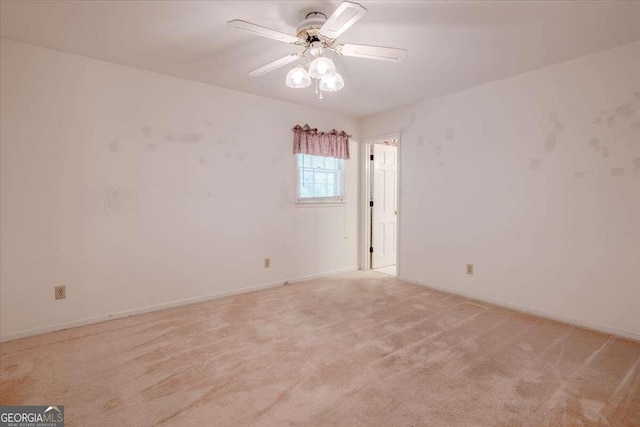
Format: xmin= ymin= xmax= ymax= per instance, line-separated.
xmin=231 ymin=1 xmax=406 ymax=99
xmin=308 ymin=41 xmax=324 ymax=57
xmin=285 ymin=65 xmax=311 ymax=88
xmin=308 ymin=56 xmax=336 ymax=79
xmin=319 ymin=72 xmax=344 ymax=92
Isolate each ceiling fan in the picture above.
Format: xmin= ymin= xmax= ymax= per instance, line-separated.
xmin=228 ymin=1 xmax=408 ymax=99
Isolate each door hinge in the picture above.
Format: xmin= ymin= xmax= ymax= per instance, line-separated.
xmin=369 ymin=246 xmax=374 ymax=253
xmin=370 ymin=154 xmax=374 ymax=161
xmin=369 ymin=201 xmax=374 ymax=207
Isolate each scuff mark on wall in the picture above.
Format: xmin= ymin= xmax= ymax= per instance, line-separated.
xmin=545 ymin=130 xmax=558 ymax=152
xmin=108 ymin=140 xmax=119 ymax=153
xmin=614 ymin=103 xmax=635 ymax=118
xmin=632 ymin=157 xmax=640 ymax=172
xmin=146 ymin=143 xmax=158 ymax=152
xmin=165 ymin=132 xmax=179 ymax=142
xmin=235 ymin=152 xmax=249 ymax=162
xmin=446 ymin=128 xmax=455 ymax=140
xmin=610 ymin=167 xmax=626 ymax=177
xmin=180 ymin=133 xmax=205 ymax=144
xmin=199 ymin=155 xmax=208 ymax=165
xmin=102 ymin=187 xmax=137 ymax=215
xmin=584 ymin=92 xmax=640 ymax=177
xmin=573 ymin=171 xmax=586 ymax=179
xmin=142 ymin=126 xmax=152 ymax=138
xmin=544 ymin=111 xmax=566 ymax=154
xmin=587 ymin=137 xmax=610 ymax=158
xmin=417 ymin=135 xmax=424 ymax=146
xmin=203 ymin=137 xmax=249 ymax=162
xmin=530 ymin=158 xmax=542 ymax=171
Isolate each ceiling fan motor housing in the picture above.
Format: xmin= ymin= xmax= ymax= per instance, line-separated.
xmin=296 ymin=12 xmax=328 ymax=41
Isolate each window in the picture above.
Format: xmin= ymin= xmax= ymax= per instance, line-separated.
xmin=296 ymin=154 xmax=344 ymax=203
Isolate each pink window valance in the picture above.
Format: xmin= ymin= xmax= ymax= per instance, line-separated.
xmin=292 ymin=124 xmax=350 ymax=160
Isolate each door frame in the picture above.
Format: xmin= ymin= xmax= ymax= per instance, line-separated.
xmin=360 ymin=133 xmax=401 ymax=272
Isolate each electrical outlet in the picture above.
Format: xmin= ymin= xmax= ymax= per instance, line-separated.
xmin=466 ymin=264 xmax=474 ymax=275
xmin=55 ymin=285 xmax=66 ymax=300
xmin=264 ymin=258 xmax=270 ymax=268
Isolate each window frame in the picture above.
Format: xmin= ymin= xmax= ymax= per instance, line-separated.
xmin=295 ymin=153 xmax=345 ymax=205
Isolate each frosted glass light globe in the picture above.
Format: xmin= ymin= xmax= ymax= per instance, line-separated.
xmin=285 ymin=65 xmax=311 ymax=89
xmin=319 ymin=72 xmax=344 ymax=92
xmin=308 ymin=57 xmax=336 ymax=79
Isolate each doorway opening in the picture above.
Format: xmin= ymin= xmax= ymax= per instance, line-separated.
xmin=365 ymin=136 xmax=399 ymax=276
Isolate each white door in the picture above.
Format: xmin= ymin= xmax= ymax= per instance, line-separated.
xmin=372 ymin=144 xmax=397 ymax=268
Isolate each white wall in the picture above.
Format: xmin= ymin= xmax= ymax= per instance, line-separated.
xmin=362 ymin=41 xmax=640 ymax=339
xmin=0 ymin=40 xmax=359 ymax=341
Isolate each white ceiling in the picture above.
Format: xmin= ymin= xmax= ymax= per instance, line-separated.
xmin=2 ymin=1 xmax=640 ymax=117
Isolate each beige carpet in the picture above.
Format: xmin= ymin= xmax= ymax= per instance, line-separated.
xmin=1 ymin=272 xmax=639 ymax=426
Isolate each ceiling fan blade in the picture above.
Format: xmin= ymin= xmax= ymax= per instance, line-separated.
xmin=228 ymin=19 xmax=302 ymax=45
xmin=249 ymin=53 xmax=301 ymax=77
xmin=334 ymin=43 xmax=408 ymax=62
xmin=319 ymin=1 xmax=367 ymax=39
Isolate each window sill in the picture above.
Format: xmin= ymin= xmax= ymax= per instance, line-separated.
xmin=294 ymin=200 xmax=346 ymax=208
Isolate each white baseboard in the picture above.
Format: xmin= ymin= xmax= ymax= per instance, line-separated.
xmin=399 ymin=275 xmax=639 ymax=342
xmin=0 ymin=266 xmax=359 ymax=343
xmin=286 ymin=266 xmax=359 ymax=284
